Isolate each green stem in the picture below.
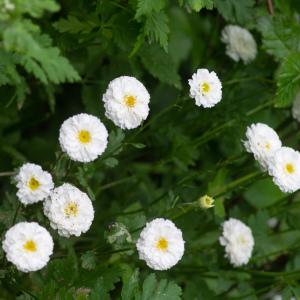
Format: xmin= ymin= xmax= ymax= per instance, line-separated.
xmin=0 ymin=171 xmax=16 ymax=177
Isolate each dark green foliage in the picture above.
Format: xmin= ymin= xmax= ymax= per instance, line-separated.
xmin=0 ymin=0 xmax=300 ymax=299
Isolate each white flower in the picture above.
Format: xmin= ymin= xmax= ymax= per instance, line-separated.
xmin=292 ymin=90 xmax=300 ymax=122
xmin=102 ymin=76 xmax=150 ymax=130
xmin=268 ymin=147 xmax=300 ymax=193
xmin=221 ymin=25 xmax=257 ymax=64
xmin=3 ymin=0 xmax=15 ymax=11
xmin=244 ymin=123 xmax=282 ymax=169
xmin=2 ymin=222 xmax=53 ymax=272
xmin=15 ymin=163 xmax=54 ymax=205
xmin=136 ymin=218 xmax=185 ymax=271
xmin=219 ymin=218 xmax=254 ymax=267
xmin=59 ymin=113 xmax=108 ymax=163
xmin=267 ymin=217 xmax=279 ymax=229
xmin=44 ymin=183 xmax=94 ymax=237
xmin=188 ymin=69 xmax=222 ymax=108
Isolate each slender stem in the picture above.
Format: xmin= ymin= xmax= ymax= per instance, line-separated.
xmin=12 ymin=202 xmax=21 ymax=225
xmin=0 ymin=171 xmax=16 ymax=177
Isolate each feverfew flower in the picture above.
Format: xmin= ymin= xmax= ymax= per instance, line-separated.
xmin=244 ymin=123 xmax=282 ymax=169
xmin=2 ymin=222 xmax=53 ymax=272
xmin=59 ymin=113 xmax=108 ymax=163
xmin=136 ymin=218 xmax=185 ymax=271
xmin=221 ymin=25 xmax=257 ymax=64
xmin=268 ymin=147 xmax=300 ymax=193
xmin=102 ymin=76 xmax=150 ymax=130
xmin=219 ymin=218 xmax=254 ymax=267
xmin=199 ymin=195 xmax=215 ymax=209
xmin=44 ymin=183 xmax=94 ymax=237
xmin=15 ymin=163 xmax=54 ymax=205
xmin=292 ymin=90 xmax=300 ymax=122
xmin=188 ymin=69 xmax=222 ymax=108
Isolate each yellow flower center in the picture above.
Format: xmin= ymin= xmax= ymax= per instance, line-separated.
xmin=156 ymin=237 xmax=168 ymax=251
xmin=238 ymin=235 xmax=247 ymax=245
xmin=28 ymin=177 xmax=40 ymax=191
xmin=201 ymin=82 xmax=210 ymax=93
xmin=23 ymin=240 xmax=37 ymax=252
xmin=78 ymin=130 xmax=91 ymax=144
xmin=285 ymin=163 xmax=295 ymax=174
xmin=124 ymin=95 xmax=136 ymax=108
xmin=265 ymin=143 xmax=270 ymax=150
xmin=64 ymin=202 xmax=78 ymax=217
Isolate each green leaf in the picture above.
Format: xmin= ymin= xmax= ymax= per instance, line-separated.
xmin=214 ymin=0 xmax=255 ymax=25
xmin=15 ymin=0 xmax=59 ymax=18
xmin=104 ymin=157 xmax=119 ymax=168
xmin=135 ymin=0 xmax=166 ymax=18
xmin=53 ymin=15 xmax=98 ymax=34
xmin=144 ymin=11 xmax=169 ymax=52
xmin=130 ymin=143 xmax=146 ymax=149
xmin=276 ymin=52 xmax=300 ymax=107
xmin=257 ymin=15 xmax=300 ymax=60
xmin=105 ymin=129 xmax=125 ymax=155
xmin=121 ymin=269 xmax=140 ymax=300
xmin=3 ymin=20 xmax=80 ymax=84
xmin=139 ymin=44 xmax=181 ymax=88
xmin=141 ymin=273 xmax=182 ymax=300
xmin=89 ymin=278 xmax=110 ymax=300
xmin=187 ymin=0 xmax=214 ymax=12
xmin=81 ymin=250 xmax=97 ymax=270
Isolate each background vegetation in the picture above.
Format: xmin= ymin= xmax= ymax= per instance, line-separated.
xmin=1 ymin=0 xmax=300 ymax=299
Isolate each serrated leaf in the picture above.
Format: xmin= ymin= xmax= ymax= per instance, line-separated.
xmin=144 ymin=11 xmax=169 ymax=52
xmin=141 ymin=274 xmax=182 ymax=300
xmin=256 ymin=15 xmax=300 ymax=60
xmin=135 ymin=0 xmax=166 ymax=18
xmin=3 ymin=20 xmax=80 ymax=84
xmin=89 ymin=278 xmax=110 ymax=300
xmin=214 ymin=0 xmax=255 ymax=25
xmin=187 ymin=0 xmax=214 ymax=12
xmin=276 ymin=52 xmax=300 ymax=107
xmin=53 ymin=15 xmax=98 ymax=34
xmin=139 ymin=44 xmax=181 ymax=88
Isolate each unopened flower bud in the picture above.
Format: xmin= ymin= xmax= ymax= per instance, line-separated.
xmin=199 ymin=195 xmax=215 ymax=209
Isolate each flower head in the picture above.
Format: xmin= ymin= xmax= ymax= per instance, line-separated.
xmin=44 ymin=183 xmax=94 ymax=237
xmin=199 ymin=195 xmax=215 ymax=209
xmin=244 ymin=123 xmax=282 ymax=169
xmin=219 ymin=218 xmax=254 ymax=267
xmin=188 ymin=69 xmax=222 ymax=108
xmin=136 ymin=218 xmax=185 ymax=270
xmin=2 ymin=222 xmax=53 ymax=272
xmin=59 ymin=113 xmax=108 ymax=163
xmin=268 ymin=147 xmax=300 ymax=193
xmin=15 ymin=163 xmax=54 ymax=205
xmin=102 ymin=76 xmax=150 ymax=130
xmin=221 ymin=25 xmax=257 ymax=64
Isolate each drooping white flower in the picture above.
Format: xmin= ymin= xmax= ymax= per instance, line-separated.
xmin=221 ymin=25 xmax=257 ymax=64
xmin=244 ymin=123 xmax=282 ymax=169
xmin=268 ymin=147 xmax=300 ymax=193
xmin=59 ymin=113 xmax=108 ymax=163
xmin=2 ymin=222 xmax=53 ymax=272
xmin=219 ymin=218 xmax=254 ymax=267
xmin=136 ymin=218 xmax=185 ymax=271
xmin=292 ymin=91 xmax=300 ymax=122
xmin=44 ymin=183 xmax=94 ymax=237
xmin=15 ymin=163 xmax=54 ymax=205
xmin=102 ymin=76 xmax=150 ymax=130
xmin=188 ymin=69 xmax=222 ymax=108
